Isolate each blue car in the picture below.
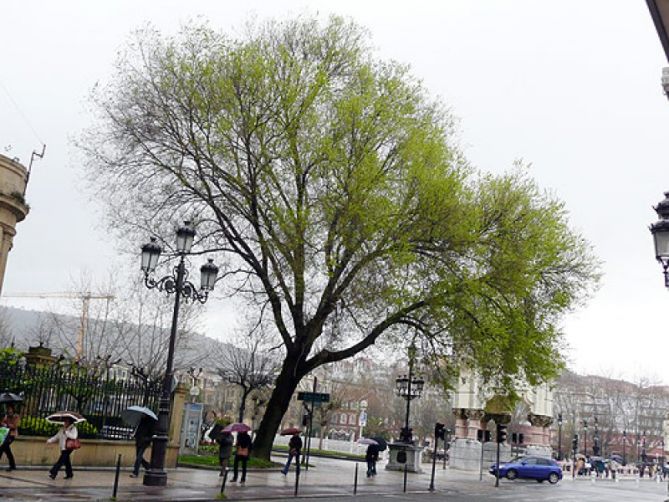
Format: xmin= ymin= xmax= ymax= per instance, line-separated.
xmin=489 ymin=456 xmax=563 ymax=484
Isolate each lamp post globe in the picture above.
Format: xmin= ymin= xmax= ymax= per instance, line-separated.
xmin=200 ymin=259 xmax=219 ymax=291
xmin=176 ymin=221 xmax=196 ymax=254
xmin=141 ymin=237 xmax=162 ymax=274
xmin=650 ymin=192 xmax=669 ymax=287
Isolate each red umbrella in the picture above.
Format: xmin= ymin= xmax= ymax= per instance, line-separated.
xmin=223 ymin=422 xmax=251 ymax=433
xmin=280 ymin=427 xmax=302 ymax=436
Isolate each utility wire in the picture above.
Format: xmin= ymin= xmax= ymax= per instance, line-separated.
xmin=0 ymin=78 xmax=45 ymax=146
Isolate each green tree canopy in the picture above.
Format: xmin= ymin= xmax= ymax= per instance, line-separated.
xmin=81 ymin=16 xmax=599 ymax=458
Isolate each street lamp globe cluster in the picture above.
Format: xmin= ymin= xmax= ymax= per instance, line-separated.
xmin=140 ymin=221 xmax=219 ymax=486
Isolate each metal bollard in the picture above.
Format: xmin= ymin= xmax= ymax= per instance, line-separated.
xmin=220 ymin=467 xmax=229 ymax=495
xmin=294 ymin=453 xmax=301 ymax=497
xmin=353 ymin=462 xmax=358 ymax=495
xmin=112 ymin=454 xmax=121 ymax=500
xmin=403 ymin=463 xmax=408 ymax=493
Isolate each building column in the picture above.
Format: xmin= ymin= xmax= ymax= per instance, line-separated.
xmin=527 ymin=413 xmax=553 ymax=446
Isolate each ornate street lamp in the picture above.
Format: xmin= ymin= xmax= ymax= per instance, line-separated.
xmin=140 ymin=221 xmax=219 ymax=486
xmin=650 ymin=192 xmax=669 ymax=287
xmin=557 ymin=413 xmax=563 ymax=460
xmin=395 ymin=342 xmax=424 ymax=444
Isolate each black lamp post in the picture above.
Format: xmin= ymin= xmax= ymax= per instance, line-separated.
xmin=140 ymin=221 xmax=219 ymax=486
xmin=395 ymin=342 xmax=424 ymax=444
xmin=583 ymin=420 xmax=588 ymax=456
xmin=557 ymin=413 xmax=563 ymax=460
xmin=650 ymin=192 xmax=669 ymax=287
xmin=593 ymin=417 xmax=600 ymax=456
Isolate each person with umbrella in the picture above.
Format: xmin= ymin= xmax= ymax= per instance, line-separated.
xmin=46 ymin=414 xmax=80 ymax=480
xmin=281 ymin=429 xmax=302 ymax=476
xmin=0 ymin=402 xmax=20 ymax=471
xmin=231 ymin=429 xmax=252 ymax=485
xmin=130 ymin=415 xmax=155 ymax=478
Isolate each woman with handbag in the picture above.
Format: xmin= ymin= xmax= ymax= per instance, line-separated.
xmin=47 ymin=417 xmax=79 ymax=479
xmin=231 ymin=431 xmax=251 ymax=484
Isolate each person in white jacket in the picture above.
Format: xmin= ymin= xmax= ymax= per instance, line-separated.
xmin=47 ymin=417 xmax=78 ymax=479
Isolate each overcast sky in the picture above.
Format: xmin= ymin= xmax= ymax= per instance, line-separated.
xmin=1 ymin=1 xmax=668 ymax=383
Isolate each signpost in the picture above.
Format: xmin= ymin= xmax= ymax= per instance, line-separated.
xmin=297 ymin=382 xmax=330 ymax=471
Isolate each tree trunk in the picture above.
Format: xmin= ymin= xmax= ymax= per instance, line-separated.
xmin=238 ymin=388 xmax=249 ymax=423
xmin=252 ymin=358 xmax=303 ymax=460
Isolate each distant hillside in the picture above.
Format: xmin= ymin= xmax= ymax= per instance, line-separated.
xmin=0 ymin=305 xmax=229 ymax=372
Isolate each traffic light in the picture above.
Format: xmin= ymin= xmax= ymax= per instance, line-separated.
xmin=571 ymin=434 xmax=578 ymax=454
xmin=435 ymin=422 xmax=446 ymax=440
xmin=302 ymin=414 xmax=309 ymax=427
xmin=496 ymin=423 xmax=508 ymax=443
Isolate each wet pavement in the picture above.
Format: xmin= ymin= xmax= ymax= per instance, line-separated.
xmin=0 ymin=456 xmax=667 ymax=501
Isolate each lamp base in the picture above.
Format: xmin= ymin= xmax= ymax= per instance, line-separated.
xmin=143 ymin=469 xmax=168 ymax=486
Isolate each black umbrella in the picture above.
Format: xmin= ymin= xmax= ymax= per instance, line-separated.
xmin=0 ymin=392 xmax=23 ymax=404
xmin=371 ymin=436 xmax=388 ymax=451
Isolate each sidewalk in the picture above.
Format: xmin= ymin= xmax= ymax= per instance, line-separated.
xmin=0 ymin=457 xmax=454 ymax=501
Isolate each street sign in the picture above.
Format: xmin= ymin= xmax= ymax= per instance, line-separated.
xmin=297 ymin=391 xmax=330 ymax=403
xmin=358 ymin=410 xmax=367 ymax=427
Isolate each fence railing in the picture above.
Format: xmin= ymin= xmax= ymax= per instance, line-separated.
xmin=0 ymin=363 xmax=161 ymax=440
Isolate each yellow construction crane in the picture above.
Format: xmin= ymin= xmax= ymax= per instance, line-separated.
xmin=1 ymin=291 xmax=115 ymax=359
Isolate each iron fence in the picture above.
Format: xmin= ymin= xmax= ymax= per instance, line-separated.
xmin=0 ymin=363 xmax=161 ymax=440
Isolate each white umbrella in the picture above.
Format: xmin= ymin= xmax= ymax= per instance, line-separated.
xmin=46 ymin=411 xmax=86 ymax=424
xmin=121 ymin=406 xmax=158 ymax=428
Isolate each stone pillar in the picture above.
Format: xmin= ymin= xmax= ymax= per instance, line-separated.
xmin=465 ymin=409 xmax=486 ymax=440
xmin=453 ymin=409 xmax=469 ymax=439
xmin=169 ymin=384 xmax=188 ymax=446
xmin=526 ymin=413 xmax=554 ymax=458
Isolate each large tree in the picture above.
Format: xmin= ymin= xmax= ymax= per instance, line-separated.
xmin=81 ymin=16 xmax=599 ymax=458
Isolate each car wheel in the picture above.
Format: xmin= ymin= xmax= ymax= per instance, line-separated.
xmin=506 ymin=469 xmax=518 ymax=480
xmin=548 ymin=472 xmax=559 ymax=484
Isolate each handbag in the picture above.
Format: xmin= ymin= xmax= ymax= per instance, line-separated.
xmin=65 ymin=438 xmax=81 ymax=450
xmin=236 ymin=446 xmax=249 ymax=457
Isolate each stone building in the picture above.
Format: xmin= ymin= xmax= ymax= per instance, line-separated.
xmin=0 ymin=154 xmax=29 ymax=294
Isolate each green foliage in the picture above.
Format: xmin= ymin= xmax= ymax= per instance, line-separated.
xmin=19 ymin=417 xmax=98 ymax=438
xmin=0 ymin=348 xmax=22 ymax=367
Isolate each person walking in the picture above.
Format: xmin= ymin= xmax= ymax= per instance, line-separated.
xmin=231 ymin=431 xmax=251 ymax=485
xmin=281 ymin=432 xmax=302 ymax=475
xmin=365 ymin=443 xmax=379 ymax=478
xmin=216 ymin=430 xmax=234 ymax=477
xmin=130 ymin=415 xmax=154 ymax=478
xmin=47 ymin=417 xmax=78 ymax=480
xmin=0 ymin=403 xmax=20 ymax=471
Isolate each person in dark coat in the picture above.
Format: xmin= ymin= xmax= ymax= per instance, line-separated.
xmin=366 ymin=443 xmax=379 ymax=477
xmin=0 ymin=403 xmax=20 ymax=471
xmin=231 ymin=431 xmax=251 ymax=484
xmin=130 ymin=415 xmax=155 ymax=477
xmin=217 ymin=430 xmax=234 ymax=476
xmin=282 ymin=433 xmax=302 ymax=475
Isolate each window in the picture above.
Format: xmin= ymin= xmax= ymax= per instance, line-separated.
xmin=340 ymin=413 xmax=347 ymax=424
xmin=349 ymin=414 xmax=356 ymax=425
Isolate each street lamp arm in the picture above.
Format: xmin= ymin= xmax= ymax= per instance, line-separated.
xmin=144 ymin=271 xmax=210 ymax=304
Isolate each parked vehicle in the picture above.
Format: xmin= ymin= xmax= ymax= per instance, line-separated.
xmin=489 ymin=455 xmax=563 ymax=484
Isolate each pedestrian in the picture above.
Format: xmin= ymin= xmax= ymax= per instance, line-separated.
xmin=47 ymin=417 xmax=79 ymax=480
xmin=281 ymin=432 xmax=302 ymax=475
xmin=0 ymin=403 xmax=20 ymax=471
xmin=130 ymin=415 xmax=154 ymax=478
xmin=217 ymin=430 xmax=234 ymax=477
xmin=365 ymin=443 xmax=379 ymax=478
xmin=231 ymin=431 xmax=251 ymax=485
